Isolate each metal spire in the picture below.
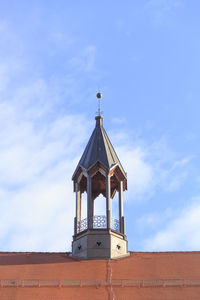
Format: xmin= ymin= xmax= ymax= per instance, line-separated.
xmin=96 ymin=92 xmax=103 ymax=116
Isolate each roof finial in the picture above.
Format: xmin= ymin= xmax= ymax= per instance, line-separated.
xmin=96 ymin=92 xmax=103 ymax=116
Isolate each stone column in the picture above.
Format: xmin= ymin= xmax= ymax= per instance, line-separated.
xmin=106 ymin=173 xmax=112 ymax=229
xmin=75 ymin=182 xmax=81 ymax=234
xmin=119 ymin=181 xmax=124 ymax=233
xmin=87 ymin=175 xmax=93 ymax=229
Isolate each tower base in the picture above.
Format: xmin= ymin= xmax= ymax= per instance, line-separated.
xmin=72 ymin=229 xmax=129 ymax=260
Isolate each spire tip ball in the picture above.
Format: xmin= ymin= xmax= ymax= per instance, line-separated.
xmin=96 ymin=92 xmax=102 ymax=99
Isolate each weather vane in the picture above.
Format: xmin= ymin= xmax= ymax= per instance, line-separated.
xmin=96 ymin=92 xmax=103 ymax=116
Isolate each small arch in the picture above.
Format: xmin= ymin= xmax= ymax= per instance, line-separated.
xmin=91 ymin=171 xmax=106 ymax=200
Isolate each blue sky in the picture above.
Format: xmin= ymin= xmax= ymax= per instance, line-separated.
xmin=1 ymin=0 xmax=200 ymax=252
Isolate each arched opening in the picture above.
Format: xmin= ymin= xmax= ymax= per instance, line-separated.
xmin=93 ymin=194 xmax=106 ymax=216
xmin=112 ymin=190 xmax=118 ymax=220
xmin=81 ymin=191 xmax=87 ymax=220
xmin=91 ymin=171 xmax=107 ymax=229
xmin=110 ymin=173 xmax=122 ymax=232
xmin=91 ymin=171 xmax=106 ymax=217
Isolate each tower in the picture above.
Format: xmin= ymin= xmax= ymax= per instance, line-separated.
xmin=72 ymin=95 xmax=129 ymax=259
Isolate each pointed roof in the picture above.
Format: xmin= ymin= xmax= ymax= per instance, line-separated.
xmin=72 ymin=116 xmax=126 ymax=179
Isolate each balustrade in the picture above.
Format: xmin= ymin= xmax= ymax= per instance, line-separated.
xmin=77 ymin=215 xmax=120 ymax=233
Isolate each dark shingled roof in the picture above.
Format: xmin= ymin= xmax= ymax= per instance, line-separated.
xmin=72 ymin=116 xmax=126 ymax=179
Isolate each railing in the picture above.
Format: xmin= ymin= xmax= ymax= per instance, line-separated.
xmin=77 ymin=215 xmax=120 ymax=233
xmin=93 ymin=215 xmax=107 ymax=229
xmin=112 ymin=218 xmax=120 ymax=232
xmin=1 ymin=278 xmax=200 ymax=288
xmin=79 ymin=217 xmax=88 ymax=231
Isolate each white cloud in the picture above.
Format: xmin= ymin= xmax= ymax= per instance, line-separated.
xmin=144 ymin=198 xmax=200 ymax=251
xmin=69 ymin=45 xmax=96 ymax=73
xmin=2 ymin=95 xmax=192 ymax=251
xmin=0 ymin=61 xmax=20 ymax=92
xmin=165 ymin=171 xmax=187 ymax=192
xmin=0 ymin=102 xmax=91 ymax=251
xmin=113 ymin=134 xmax=192 ymax=202
xmin=146 ymin=0 xmax=184 ymax=11
xmin=84 ymin=45 xmax=96 ymax=72
xmin=111 ymin=117 xmax=127 ymax=125
xmin=118 ymin=146 xmax=154 ymax=200
xmin=0 ymin=19 xmax=194 ymax=252
xmin=0 ymin=96 xmax=193 ymax=251
xmin=0 ymin=21 xmax=99 ymax=252
xmin=157 ymin=156 xmax=193 ymax=193
xmin=145 ymin=0 xmax=184 ymax=25
xmin=49 ymin=31 xmax=74 ymax=52
xmin=0 ymin=45 xmax=92 ymax=251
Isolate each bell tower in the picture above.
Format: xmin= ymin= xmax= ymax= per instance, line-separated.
xmin=72 ymin=94 xmax=129 ymax=259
